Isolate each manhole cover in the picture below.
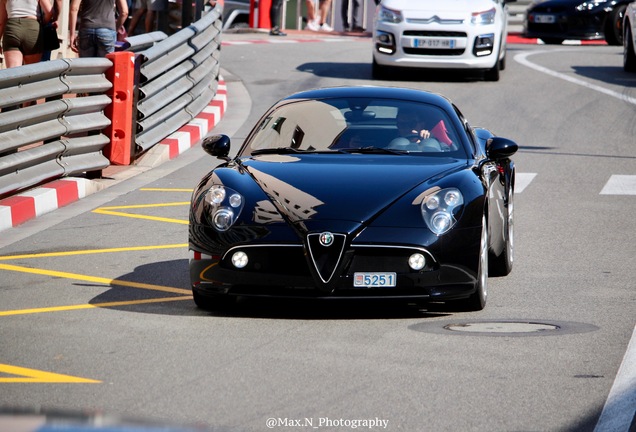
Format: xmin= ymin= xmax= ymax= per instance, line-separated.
xmin=409 ymin=320 xmax=599 ymax=337
xmin=445 ymin=322 xmax=560 ymax=333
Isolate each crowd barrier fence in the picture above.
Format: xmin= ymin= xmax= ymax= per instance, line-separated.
xmin=0 ymin=5 xmax=222 ymax=200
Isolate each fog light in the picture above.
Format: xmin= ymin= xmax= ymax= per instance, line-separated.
xmin=231 ymin=251 xmax=248 ymax=268
xmin=409 ymin=253 xmax=426 ymax=271
xmin=375 ymin=31 xmax=396 ymax=55
xmin=473 ymin=33 xmax=494 ymax=56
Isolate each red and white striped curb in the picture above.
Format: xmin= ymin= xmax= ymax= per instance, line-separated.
xmin=156 ymin=81 xmax=227 ymax=160
xmin=0 ymin=80 xmax=227 ymax=232
xmin=0 ymin=178 xmax=102 ymax=232
xmin=190 ymin=250 xmax=214 ymax=261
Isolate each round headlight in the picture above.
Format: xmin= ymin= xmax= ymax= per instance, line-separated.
xmin=431 ymin=212 xmax=452 ymax=234
xmin=208 ymin=186 xmax=226 ymax=204
xmin=213 ymin=208 xmax=234 ymax=231
xmin=444 ymin=190 xmax=461 ymax=206
xmin=425 ymin=195 xmax=440 ymax=210
xmin=229 ymin=193 xmax=242 ymax=208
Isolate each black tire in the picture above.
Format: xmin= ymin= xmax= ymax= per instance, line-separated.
xmin=484 ymin=59 xmax=500 ymax=82
xmin=193 ymin=290 xmax=236 ymax=311
xmin=489 ymin=186 xmax=514 ymax=277
xmin=484 ymin=42 xmax=502 ymax=81
xmin=456 ymin=215 xmax=489 ymax=311
xmin=605 ymin=5 xmax=626 ymax=46
xmin=541 ymin=38 xmax=564 ymax=45
xmin=625 ymin=24 xmax=636 ymax=72
xmin=372 ymin=58 xmax=391 ymax=80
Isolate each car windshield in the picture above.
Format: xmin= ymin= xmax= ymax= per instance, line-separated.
xmin=242 ymin=98 xmax=468 ymax=158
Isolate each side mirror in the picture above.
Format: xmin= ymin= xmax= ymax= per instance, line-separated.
xmin=202 ymin=134 xmax=231 ymax=159
xmin=486 ymin=137 xmax=518 ymax=160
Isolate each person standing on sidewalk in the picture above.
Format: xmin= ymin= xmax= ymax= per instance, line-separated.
xmin=126 ymin=0 xmax=166 ymax=35
xmin=69 ymin=0 xmax=128 ymax=57
xmin=341 ymin=0 xmax=363 ymax=32
xmin=0 ymin=0 xmax=53 ymax=67
xmin=305 ymin=0 xmax=332 ymax=32
xmin=269 ymin=0 xmax=286 ymax=36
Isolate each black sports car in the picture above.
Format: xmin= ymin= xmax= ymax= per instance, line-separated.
xmin=189 ymin=86 xmax=517 ymax=312
xmin=524 ymin=0 xmax=630 ymax=45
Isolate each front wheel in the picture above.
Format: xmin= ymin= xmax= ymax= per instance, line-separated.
xmin=541 ymin=38 xmax=564 ymax=45
xmin=605 ymin=5 xmax=626 ymax=46
xmin=490 ymin=185 xmax=514 ymax=276
xmin=455 ymin=215 xmax=488 ymax=311
xmin=372 ymin=58 xmax=392 ymax=80
xmin=484 ymin=55 xmax=500 ymax=82
xmin=625 ymin=25 xmax=636 ymax=72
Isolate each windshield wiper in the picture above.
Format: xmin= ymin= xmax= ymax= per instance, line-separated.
xmin=340 ymin=146 xmax=406 ymax=155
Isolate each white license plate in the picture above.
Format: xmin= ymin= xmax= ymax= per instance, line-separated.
xmin=353 ymin=272 xmax=397 ymax=288
xmin=413 ymin=38 xmax=456 ymax=49
xmin=533 ymin=14 xmax=556 ymax=24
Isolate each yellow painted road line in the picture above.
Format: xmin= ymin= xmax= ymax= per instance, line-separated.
xmin=140 ymin=188 xmax=193 ymax=192
xmin=96 ymin=202 xmax=190 ymax=210
xmin=0 ymin=244 xmax=188 ymax=261
xmin=0 ymin=363 xmax=101 ymax=383
xmin=0 ymin=263 xmax=191 ymax=295
xmin=92 ymin=202 xmax=190 ymax=225
xmin=0 ymin=296 xmax=191 ymax=317
xmin=92 ymin=209 xmax=189 ymax=224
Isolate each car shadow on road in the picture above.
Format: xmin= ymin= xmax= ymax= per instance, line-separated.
xmin=571 ymin=65 xmax=636 ymax=88
xmin=87 ymin=259 xmax=454 ymax=319
xmin=87 ymin=259 xmax=198 ymax=316
xmin=208 ymin=297 xmax=454 ymax=320
xmin=296 ymin=62 xmax=489 ymax=82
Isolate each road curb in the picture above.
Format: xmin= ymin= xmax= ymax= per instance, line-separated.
xmin=0 ymin=80 xmax=227 ymax=233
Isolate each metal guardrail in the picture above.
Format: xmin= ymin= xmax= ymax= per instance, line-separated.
xmin=0 ymin=5 xmax=223 ymax=200
xmin=508 ymin=0 xmax=531 ymax=34
xmin=134 ymin=6 xmax=222 ymax=154
xmin=0 ymin=58 xmax=113 ymax=197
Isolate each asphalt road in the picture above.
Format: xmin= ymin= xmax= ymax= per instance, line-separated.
xmin=1 ymin=33 xmax=635 ymax=432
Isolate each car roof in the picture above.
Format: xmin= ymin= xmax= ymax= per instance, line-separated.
xmin=280 ymin=86 xmax=456 ymax=111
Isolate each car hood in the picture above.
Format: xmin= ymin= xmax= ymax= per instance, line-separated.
xmin=528 ymin=0 xmax=584 ymax=8
xmin=241 ymin=154 xmax=467 ymax=229
xmin=381 ymin=0 xmax=499 ymax=16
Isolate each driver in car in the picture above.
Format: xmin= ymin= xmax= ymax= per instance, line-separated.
xmin=390 ymin=108 xmax=453 ymax=151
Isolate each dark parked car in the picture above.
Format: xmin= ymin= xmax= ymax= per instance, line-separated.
xmin=189 ymin=86 xmax=518 ymax=312
xmin=524 ymin=0 xmax=631 ymax=45
xmin=221 ymin=0 xmax=250 ymax=30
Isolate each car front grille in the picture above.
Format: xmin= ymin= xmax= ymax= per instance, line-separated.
xmin=403 ymin=47 xmax=466 ymax=56
xmin=404 ymin=30 xmax=467 ymax=37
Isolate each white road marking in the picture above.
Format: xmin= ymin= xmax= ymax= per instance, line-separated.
xmin=600 ymin=175 xmax=636 ymax=195
xmin=593 ymin=325 xmax=636 ymax=432
xmin=514 ymin=50 xmax=636 ymax=107
xmin=515 ymin=173 xmax=537 ymax=193
xmin=512 ymin=51 xmax=636 ymax=429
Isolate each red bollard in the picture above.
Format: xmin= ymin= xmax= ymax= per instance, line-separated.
xmin=250 ymin=0 xmax=272 ymax=29
xmin=104 ymin=51 xmax=135 ymax=165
